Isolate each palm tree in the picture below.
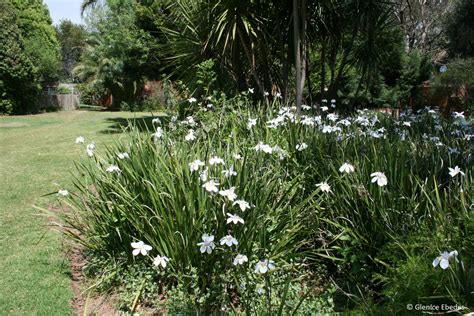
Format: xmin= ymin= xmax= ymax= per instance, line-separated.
xmin=81 ymin=0 xmax=103 ymax=15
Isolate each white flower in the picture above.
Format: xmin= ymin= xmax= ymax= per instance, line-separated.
xmin=402 ymin=121 xmax=411 ymax=127
xmin=453 ymin=111 xmax=465 ymax=119
xmin=301 ymin=116 xmax=315 ymax=126
xmin=189 ymin=159 xmax=205 ymax=173
xmin=117 ymin=152 xmax=129 ymax=160
xmin=152 ymin=118 xmax=161 ymax=125
xmin=448 ymin=147 xmax=460 ymax=155
xmin=185 ymin=116 xmax=196 ymax=126
xmin=316 ymin=182 xmax=331 ymax=193
xmin=86 ymin=143 xmax=95 ymax=157
xmin=202 ymin=180 xmax=219 ymax=193
xmin=199 ymin=167 xmax=209 ymax=182
xmin=209 ymin=156 xmax=225 ymax=166
xmin=301 ymin=104 xmax=311 ymax=111
xmin=153 ymin=127 xmax=164 ymax=141
xmin=264 ymin=91 xmax=269 ymax=96
xmin=327 ymin=113 xmax=338 ymax=122
xmin=331 ymin=99 xmax=336 ymax=103
xmin=220 ymin=235 xmax=238 ymax=247
xmin=188 ymin=97 xmax=197 ymax=103
xmin=185 ymin=129 xmax=196 ymax=141
xmin=370 ymin=172 xmax=388 ymax=187
xmin=448 ymin=166 xmax=465 ymax=177
xmin=322 ymin=125 xmax=333 ymax=133
xmin=321 ymin=106 xmax=329 ymax=112
xmin=226 ymin=213 xmax=244 ymax=225
xmin=255 ymin=259 xmax=275 ymax=274
xmin=106 ymin=165 xmax=121 ymax=173
xmin=219 ymin=187 xmax=237 ymax=201
xmin=131 ymin=241 xmax=152 ymax=256
xmin=274 ymin=92 xmax=282 ymax=98
xmin=75 ymin=136 xmax=85 ymax=144
xmin=433 ymin=250 xmax=459 ymax=270
xmin=197 ymin=234 xmax=215 ymax=254
xmin=58 ymin=189 xmax=69 ymax=196
xmin=153 ymin=255 xmax=170 ymax=268
xmin=339 ymin=163 xmax=355 ymax=174
xmin=233 ymin=200 xmax=252 ymax=211
xmin=247 ymin=118 xmax=257 ymax=130
xmin=233 ymin=153 xmax=243 ymax=160
xmin=248 ymin=88 xmax=254 ymax=94
xmin=254 ymin=142 xmax=273 ymax=154
xmin=267 ymin=116 xmax=285 ymax=129
xmin=338 ymin=119 xmax=351 ymax=127
xmin=233 ymin=254 xmax=248 ymax=266
xmin=222 ymin=165 xmax=237 ymax=178
xmin=295 ymin=143 xmax=308 ymax=151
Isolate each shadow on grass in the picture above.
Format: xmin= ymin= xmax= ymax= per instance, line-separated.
xmin=100 ymin=114 xmax=168 ymax=134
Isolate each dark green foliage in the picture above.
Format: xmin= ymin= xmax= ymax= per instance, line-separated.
xmin=396 ymin=50 xmax=432 ymax=107
xmin=0 ymin=0 xmax=60 ymax=114
xmin=55 ymin=20 xmax=88 ymax=81
xmin=75 ymin=0 xmax=159 ymax=109
xmin=446 ymin=0 xmax=474 ymax=58
xmin=431 ymin=58 xmax=474 ymax=110
xmin=10 ymin=0 xmax=60 ymax=84
xmin=56 ymin=86 xmax=72 ymax=94
xmin=77 ymin=0 xmax=459 ymax=111
xmin=0 ymin=0 xmax=37 ymax=114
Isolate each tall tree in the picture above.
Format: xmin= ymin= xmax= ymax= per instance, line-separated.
xmin=446 ymin=0 xmax=474 ymax=57
xmin=392 ymin=0 xmax=454 ymax=55
xmin=75 ymin=0 xmax=159 ymax=108
xmin=10 ymin=0 xmax=61 ymax=84
xmin=293 ymin=0 xmax=307 ymax=113
xmin=56 ymin=20 xmax=88 ymax=81
xmin=0 ymin=0 xmax=36 ymax=114
xmin=1 ymin=0 xmax=59 ymax=114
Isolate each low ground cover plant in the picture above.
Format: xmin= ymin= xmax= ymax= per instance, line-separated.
xmin=58 ymin=94 xmax=473 ymax=313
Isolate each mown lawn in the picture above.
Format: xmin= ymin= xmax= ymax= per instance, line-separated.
xmin=0 ymin=110 xmax=155 ymax=315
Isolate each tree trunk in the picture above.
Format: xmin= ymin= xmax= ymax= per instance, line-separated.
xmin=293 ymin=0 xmax=306 ymax=115
xmin=320 ymin=38 xmax=326 ymax=98
xmin=306 ymin=50 xmax=313 ymax=106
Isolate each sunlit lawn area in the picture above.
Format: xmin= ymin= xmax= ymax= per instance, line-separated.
xmin=0 ymin=110 xmax=155 ymax=315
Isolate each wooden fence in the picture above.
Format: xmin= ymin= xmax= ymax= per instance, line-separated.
xmin=40 ymin=84 xmax=80 ymax=111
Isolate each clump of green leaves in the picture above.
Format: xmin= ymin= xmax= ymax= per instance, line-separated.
xmin=60 ymin=96 xmax=473 ymax=313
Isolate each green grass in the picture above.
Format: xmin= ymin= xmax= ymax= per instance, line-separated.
xmin=0 ymin=110 xmax=156 ymax=315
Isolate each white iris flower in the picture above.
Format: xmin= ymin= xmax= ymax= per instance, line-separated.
xmin=339 ymin=163 xmax=355 ymax=174
xmin=233 ymin=254 xmax=248 ymax=266
xmin=202 ymin=180 xmax=219 ymax=193
xmin=153 ymin=255 xmax=170 ymax=268
xmin=131 ymin=241 xmax=152 ymax=256
xmin=197 ymin=234 xmax=215 ymax=254
xmin=255 ymin=259 xmax=275 ymax=274
xmin=220 ymin=235 xmax=238 ymax=247
xmin=226 ymin=213 xmax=244 ymax=225
xmin=433 ymin=250 xmax=459 ymax=270
xmin=370 ymin=172 xmax=388 ymax=187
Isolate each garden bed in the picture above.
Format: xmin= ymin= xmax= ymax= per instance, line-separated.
xmin=56 ymin=97 xmax=473 ymax=314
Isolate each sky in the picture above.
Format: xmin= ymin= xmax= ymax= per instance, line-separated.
xmin=44 ymin=0 xmax=83 ymax=25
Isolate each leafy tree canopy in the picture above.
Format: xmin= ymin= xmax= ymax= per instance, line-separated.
xmin=56 ymin=20 xmax=88 ymax=81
